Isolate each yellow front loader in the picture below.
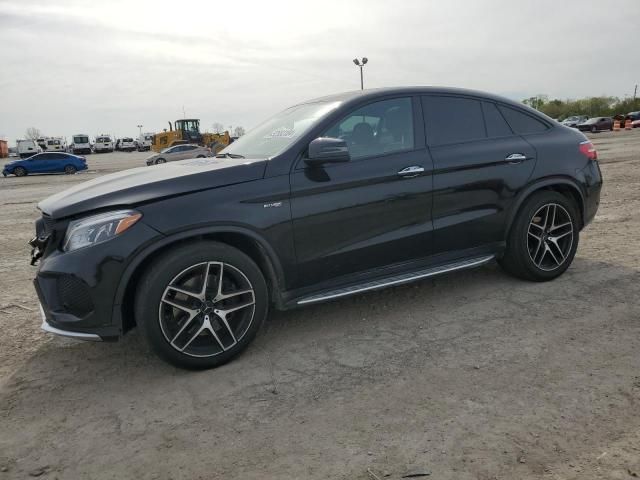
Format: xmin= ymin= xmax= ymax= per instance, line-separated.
xmin=151 ymin=119 xmax=231 ymax=154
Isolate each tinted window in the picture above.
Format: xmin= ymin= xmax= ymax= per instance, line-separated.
xmin=323 ymin=97 xmax=414 ymax=159
xmin=498 ymin=106 xmax=548 ymax=134
xmin=482 ymin=102 xmax=512 ymax=137
xmin=184 ymin=145 xmax=198 ymax=151
xmin=423 ymin=96 xmax=485 ymax=146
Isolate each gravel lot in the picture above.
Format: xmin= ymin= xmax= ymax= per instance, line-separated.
xmin=1 ymin=132 xmax=639 ymax=479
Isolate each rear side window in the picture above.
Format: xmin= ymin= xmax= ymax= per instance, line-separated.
xmin=482 ymin=102 xmax=512 ymax=137
xmin=498 ymin=105 xmax=548 ymax=135
xmin=422 ymin=96 xmax=486 ymax=146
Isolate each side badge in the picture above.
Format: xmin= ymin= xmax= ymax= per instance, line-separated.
xmin=263 ymin=202 xmax=283 ymax=209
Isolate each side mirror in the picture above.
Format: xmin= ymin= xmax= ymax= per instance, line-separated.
xmin=305 ymin=137 xmax=350 ymax=166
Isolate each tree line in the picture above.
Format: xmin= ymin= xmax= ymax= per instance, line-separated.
xmin=522 ymin=95 xmax=640 ymax=120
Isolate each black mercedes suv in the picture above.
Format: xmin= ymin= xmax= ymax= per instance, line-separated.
xmin=32 ymin=87 xmax=602 ymax=369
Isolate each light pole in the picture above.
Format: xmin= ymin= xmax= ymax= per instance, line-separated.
xmin=137 ymin=124 xmax=143 ymax=137
xmin=353 ymin=57 xmax=368 ymax=90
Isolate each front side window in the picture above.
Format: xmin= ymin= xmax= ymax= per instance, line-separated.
xmin=323 ymin=97 xmax=414 ymax=160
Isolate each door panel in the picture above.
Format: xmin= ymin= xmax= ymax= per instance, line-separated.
xmin=422 ymin=95 xmax=538 ymax=254
xmin=429 ymin=136 xmax=536 ymax=253
xmin=290 ymin=149 xmax=433 ymax=287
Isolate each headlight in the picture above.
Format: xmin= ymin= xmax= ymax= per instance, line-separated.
xmin=63 ymin=210 xmax=142 ymax=252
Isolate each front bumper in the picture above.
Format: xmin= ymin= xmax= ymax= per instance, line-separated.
xmin=34 ymin=219 xmax=162 ymax=341
xmin=39 ymin=304 xmax=101 ymax=341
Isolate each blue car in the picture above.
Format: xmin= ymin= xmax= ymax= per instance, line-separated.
xmin=2 ymin=152 xmax=87 ymax=177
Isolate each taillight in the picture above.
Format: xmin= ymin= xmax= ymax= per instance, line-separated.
xmin=579 ymin=140 xmax=597 ymax=160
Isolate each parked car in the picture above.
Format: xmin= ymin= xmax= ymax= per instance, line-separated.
xmin=145 ymin=144 xmax=211 ymax=165
xmin=33 ymin=87 xmax=602 ymax=369
xmin=94 ymin=135 xmax=114 ymax=153
xmin=561 ymin=115 xmax=588 ymax=128
xmin=116 ymin=138 xmax=136 ymax=152
xmin=16 ymin=139 xmax=42 ymax=158
xmin=137 ymin=133 xmax=154 ymax=151
xmin=2 ymin=152 xmax=87 ymax=177
xmin=626 ymin=111 xmax=640 ymax=128
xmin=71 ymin=134 xmax=92 ymax=155
xmin=577 ymin=117 xmax=613 ymax=133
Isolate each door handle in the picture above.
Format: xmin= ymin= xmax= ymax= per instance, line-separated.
xmin=504 ymin=153 xmax=527 ymax=164
xmin=397 ymin=166 xmax=425 ymax=178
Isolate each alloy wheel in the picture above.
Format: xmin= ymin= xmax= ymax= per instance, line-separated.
xmin=158 ymin=262 xmax=256 ymax=357
xmin=527 ymin=203 xmax=574 ymax=272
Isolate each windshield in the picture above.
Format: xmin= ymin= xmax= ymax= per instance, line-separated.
xmin=74 ymin=136 xmax=89 ymax=143
xmin=160 ymin=146 xmax=174 ymax=154
xmin=96 ymin=137 xmax=111 ymax=143
xmin=564 ymin=116 xmax=579 ymax=122
xmin=220 ymin=101 xmax=341 ymax=158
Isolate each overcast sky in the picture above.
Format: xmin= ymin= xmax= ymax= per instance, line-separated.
xmin=0 ymin=0 xmax=638 ymax=144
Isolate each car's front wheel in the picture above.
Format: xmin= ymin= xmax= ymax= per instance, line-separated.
xmin=135 ymin=241 xmax=269 ymax=369
xmin=155 ymin=158 xmax=166 ymax=164
xmin=499 ymin=191 xmax=579 ymax=282
xmin=13 ymin=166 xmax=27 ymax=177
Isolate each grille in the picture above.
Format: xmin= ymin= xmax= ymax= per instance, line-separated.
xmin=57 ymin=275 xmax=94 ymax=317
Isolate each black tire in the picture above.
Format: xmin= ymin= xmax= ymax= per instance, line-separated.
xmin=64 ymin=165 xmax=77 ymax=174
xmin=14 ymin=166 xmax=27 ymax=177
xmin=135 ymin=241 xmax=269 ymax=369
xmin=155 ymin=158 xmax=166 ymax=164
xmin=196 ymin=155 xmax=206 ymax=158
xmin=499 ymin=191 xmax=579 ymax=282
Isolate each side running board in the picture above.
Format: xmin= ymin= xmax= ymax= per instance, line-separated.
xmin=297 ymin=255 xmax=494 ymax=305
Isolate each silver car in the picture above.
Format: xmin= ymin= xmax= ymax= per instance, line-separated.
xmin=146 ymin=144 xmax=211 ymax=166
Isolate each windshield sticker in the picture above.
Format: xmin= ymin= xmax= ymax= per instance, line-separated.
xmin=264 ymin=127 xmax=295 ymax=139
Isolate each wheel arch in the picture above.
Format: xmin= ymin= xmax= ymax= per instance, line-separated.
xmin=114 ymin=226 xmax=286 ymax=334
xmin=505 ymin=177 xmax=586 ymax=238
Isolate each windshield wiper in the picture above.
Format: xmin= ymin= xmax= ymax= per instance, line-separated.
xmin=216 ymin=152 xmax=245 ymax=159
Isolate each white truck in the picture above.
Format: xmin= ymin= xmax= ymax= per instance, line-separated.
xmin=94 ymin=135 xmax=114 ymax=153
xmin=43 ymin=137 xmax=67 ymax=152
xmin=137 ymin=132 xmax=154 ymax=151
xmin=71 ymin=134 xmax=92 ymax=155
xmin=16 ymin=139 xmax=42 ymax=158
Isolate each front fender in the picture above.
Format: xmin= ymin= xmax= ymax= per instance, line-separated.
xmin=111 ymin=224 xmax=287 ymax=331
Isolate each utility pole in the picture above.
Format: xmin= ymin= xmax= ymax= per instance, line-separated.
xmin=352 ymin=57 xmax=369 ymax=90
xmin=137 ymin=124 xmax=143 ymax=137
xmin=634 ymin=84 xmax=638 ymax=101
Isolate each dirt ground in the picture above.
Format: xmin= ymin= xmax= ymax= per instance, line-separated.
xmin=0 ymin=132 xmax=639 ymax=479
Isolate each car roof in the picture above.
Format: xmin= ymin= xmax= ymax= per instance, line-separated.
xmin=300 ymin=86 xmax=527 ymax=108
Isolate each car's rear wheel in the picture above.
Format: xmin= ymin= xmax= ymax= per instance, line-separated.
xmin=14 ymin=166 xmax=27 ymax=177
xmin=499 ymin=191 xmax=579 ymax=282
xmin=135 ymin=241 xmax=269 ymax=369
xmin=196 ymin=155 xmax=205 ymax=158
xmin=155 ymin=158 xmax=166 ymax=164
xmin=64 ymin=165 xmax=77 ymax=174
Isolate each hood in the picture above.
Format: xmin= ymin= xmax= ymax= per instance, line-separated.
xmin=39 ymin=157 xmax=267 ymax=219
